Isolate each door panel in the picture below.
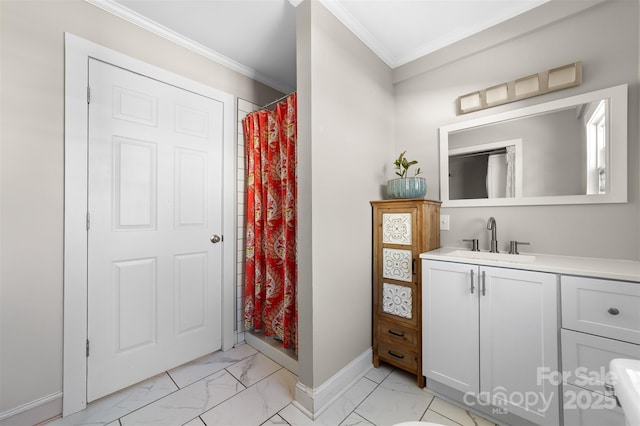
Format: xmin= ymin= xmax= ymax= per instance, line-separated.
xmin=87 ymin=59 xmax=223 ymax=401
xmin=480 ymin=267 xmax=559 ymax=425
xmin=422 ymin=260 xmax=479 ymax=394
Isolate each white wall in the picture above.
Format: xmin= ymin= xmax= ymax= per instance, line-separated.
xmin=394 ymin=0 xmax=640 ymax=260
xmin=0 ymin=0 xmax=280 ymax=421
xmin=296 ymin=0 xmax=395 ymax=396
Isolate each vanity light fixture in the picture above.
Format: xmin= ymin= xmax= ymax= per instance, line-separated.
xmin=456 ymin=61 xmax=582 ymax=115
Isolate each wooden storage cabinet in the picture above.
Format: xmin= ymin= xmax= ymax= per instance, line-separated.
xmin=560 ymin=275 xmax=640 ymax=426
xmin=370 ymin=199 xmax=440 ymax=388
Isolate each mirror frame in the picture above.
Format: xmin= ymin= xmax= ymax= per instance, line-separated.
xmin=439 ymin=84 xmax=628 ymax=207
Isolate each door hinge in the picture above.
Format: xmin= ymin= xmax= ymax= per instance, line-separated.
xmin=86 ymin=212 xmax=91 ymax=231
xmin=87 ymin=86 xmax=91 ymax=104
xmin=86 ymin=339 xmax=90 ymax=357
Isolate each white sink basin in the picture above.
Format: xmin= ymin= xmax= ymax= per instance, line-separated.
xmin=449 ymin=250 xmax=536 ymax=264
xmin=610 ymin=358 xmax=640 ymax=426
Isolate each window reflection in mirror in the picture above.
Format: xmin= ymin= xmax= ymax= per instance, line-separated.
xmin=585 ymin=100 xmax=608 ymax=194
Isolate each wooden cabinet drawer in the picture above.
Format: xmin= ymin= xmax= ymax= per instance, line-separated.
xmin=562 ymin=383 xmax=625 ymax=426
xmin=378 ymin=341 xmax=418 ymax=373
xmin=377 ymin=320 xmax=417 ymax=348
xmin=561 ymin=329 xmax=640 ymax=394
xmin=561 ymin=276 xmax=640 ymax=344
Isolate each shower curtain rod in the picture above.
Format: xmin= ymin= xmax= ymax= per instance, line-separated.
xmin=261 ymin=91 xmax=295 ymax=110
xmin=450 ymin=148 xmax=507 ymax=160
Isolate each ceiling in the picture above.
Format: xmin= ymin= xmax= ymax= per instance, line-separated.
xmin=91 ymin=0 xmax=551 ymax=93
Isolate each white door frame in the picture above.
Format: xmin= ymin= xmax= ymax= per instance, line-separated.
xmin=63 ymin=33 xmax=236 ymax=416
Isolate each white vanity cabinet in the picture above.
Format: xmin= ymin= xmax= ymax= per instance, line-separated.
xmin=560 ymin=275 xmax=640 ymax=426
xmin=422 ymin=260 xmax=559 ymax=426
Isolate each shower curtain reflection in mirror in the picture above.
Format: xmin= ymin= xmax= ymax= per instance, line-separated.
xmin=449 ymin=139 xmax=522 ymax=200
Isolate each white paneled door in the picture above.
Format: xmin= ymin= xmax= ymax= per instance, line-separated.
xmin=87 ymin=59 xmax=223 ymax=402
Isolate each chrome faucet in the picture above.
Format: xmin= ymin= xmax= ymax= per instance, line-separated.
xmin=487 ymin=217 xmax=498 ymax=253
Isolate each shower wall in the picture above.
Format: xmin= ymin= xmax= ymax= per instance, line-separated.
xmin=236 ymin=98 xmax=259 ymax=344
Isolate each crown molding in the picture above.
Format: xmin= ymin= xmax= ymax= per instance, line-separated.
xmin=84 ymin=0 xmax=293 ymax=93
xmin=318 ymin=0 xmax=397 ymax=68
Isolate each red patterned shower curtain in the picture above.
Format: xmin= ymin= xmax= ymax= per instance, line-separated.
xmin=243 ymin=93 xmax=297 ymax=350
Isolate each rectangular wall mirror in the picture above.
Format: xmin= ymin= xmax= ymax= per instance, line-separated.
xmin=439 ymin=84 xmax=628 ymax=207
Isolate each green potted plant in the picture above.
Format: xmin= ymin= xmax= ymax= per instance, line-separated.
xmin=387 ymin=151 xmax=427 ymax=198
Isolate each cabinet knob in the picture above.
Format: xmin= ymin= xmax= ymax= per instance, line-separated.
xmin=608 ymin=307 xmax=620 ymax=315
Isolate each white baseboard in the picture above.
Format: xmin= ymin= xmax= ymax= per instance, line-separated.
xmin=294 ymin=348 xmax=373 ymax=419
xmin=0 ymin=392 xmax=62 ymax=426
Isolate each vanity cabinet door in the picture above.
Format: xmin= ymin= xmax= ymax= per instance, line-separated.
xmin=562 ymin=384 xmax=625 ymax=426
xmin=561 ymin=329 xmax=640 ymax=395
xmin=423 ymin=260 xmax=560 ymax=426
xmin=480 ymin=266 xmax=559 ymax=426
xmin=423 ymin=260 xmax=479 ymax=394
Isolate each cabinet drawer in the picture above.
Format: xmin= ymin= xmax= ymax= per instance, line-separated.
xmin=561 ymin=329 xmax=640 ymax=394
xmin=378 ymin=341 xmax=418 ymax=373
xmin=378 ymin=320 xmax=417 ymax=347
xmin=562 ymin=383 xmax=625 ymax=426
xmin=561 ymin=276 xmax=640 ymax=344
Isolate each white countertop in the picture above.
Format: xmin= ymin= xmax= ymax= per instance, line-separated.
xmin=420 ymin=247 xmax=640 ymax=283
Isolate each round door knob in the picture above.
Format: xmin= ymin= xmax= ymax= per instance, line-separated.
xmin=608 ymin=307 xmax=620 ymax=315
xmin=210 ymin=235 xmax=221 ymax=244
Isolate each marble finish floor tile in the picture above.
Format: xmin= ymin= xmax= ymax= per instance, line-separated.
xmin=200 ymin=368 xmax=296 ymax=426
xmin=46 ymin=372 xmax=177 ymax=426
xmin=120 ymin=369 xmax=243 ymax=426
xmin=264 ymin=414 xmax=289 ymax=425
xmin=225 ymin=352 xmax=282 ymax=387
xmin=167 ymin=344 xmax=258 ymax=388
xmin=364 ymin=364 xmax=393 ymax=384
xmin=339 ymin=412 xmax=375 ymax=426
xmin=428 ymin=397 xmax=495 ymax=426
xmin=420 ymin=409 xmax=462 ymax=426
xmin=44 ymin=344 xmax=498 ymax=426
xmin=279 ymin=376 xmax=378 ymax=426
xmin=355 ymin=369 xmax=434 ymax=426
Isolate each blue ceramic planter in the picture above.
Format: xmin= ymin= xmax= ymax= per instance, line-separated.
xmin=387 ymin=177 xmax=427 ymax=199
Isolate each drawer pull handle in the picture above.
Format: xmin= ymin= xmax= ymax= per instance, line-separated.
xmin=388 ymin=350 xmax=405 ymax=359
xmin=604 ymin=383 xmax=621 ymax=407
xmin=608 ymin=307 xmax=620 ymax=315
xmin=388 ymin=329 xmax=405 ymax=337
xmin=481 ymin=271 xmax=486 ymax=296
